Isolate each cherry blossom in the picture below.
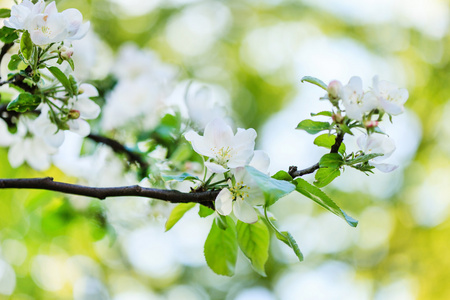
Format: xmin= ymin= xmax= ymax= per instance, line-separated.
xmin=215 ymin=151 xmax=269 ymax=223
xmin=184 ymin=118 xmax=257 ymax=173
xmin=372 ymin=76 xmax=409 ymax=115
xmin=357 ymin=133 xmax=398 ymax=173
xmin=340 ymin=76 xmax=378 ymax=121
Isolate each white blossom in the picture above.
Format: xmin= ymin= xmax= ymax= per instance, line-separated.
xmin=215 ymin=151 xmax=269 ymax=223
xmin=184 ymin=118 xmax=257 ymax=173
xmin=340 ymin=76 xmax=378 ymax=121
xmin=357 ymin=133 xmax=398 ymax=173
xmin=372 ymin=76 xmax=409 ymax=115
xmin=66 ymin=83 xmax=100 ymax=137
xmin=3 ymin=0 xmax=45 ymax=30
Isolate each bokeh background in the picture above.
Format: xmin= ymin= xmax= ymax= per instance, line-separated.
xmin=0 ymin=0 xmax=449 ymax=299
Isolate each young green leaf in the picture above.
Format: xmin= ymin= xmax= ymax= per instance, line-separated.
xmin=20 ymin=31 xmax=33 ymax=61
xmin=0 ymin=9 xmax=11 ymax=18
xmin=338 ymin=123 xmax=353 ymax=135
xmin=314 ymin=167 xmax=340 ymax=188
xmin=165 ymin=203 xmax=196 ymax=231
xmin=7 ymin=92 xmax=40 ymax=112
xmin=296 ymin=119 xmax=330 ymax=134
xmin=245 ymin=166 xmax=295 ymax=207
xmin=345 ymin=153 xmax=383 ymax=165
xmin=319 ymin=153 xmax=344 ymax=169
xmin=271 ymin=170 xmax=293 ymax=182
xmin=47 ymin=66 xmax=73 ymax=97
xmin=8 ymin=54 xmax=22 ymax=71
xmin=301 ymin=76 xmax=328 ymax=91
xmin=0 ymin=26 xmax=18 ymax=43
xmin=314 ymin=134 xmax=346 ymax=154
xmin=310 ymin=111 xmax=332 ymax=117
xmin=204 ymin=216 xmax=238 ymax=276
xmin=199 ymin=205 xmax=215 ymax=218
xmin=263 ymin=207 xmax=303 ymax=261
xmin=237 ymin=219 xmax=270 ymax=276
xmin=294 ymin=178 xmax=358 ymax=227
xmin=162 ymin=172 xmax=200 ymax=182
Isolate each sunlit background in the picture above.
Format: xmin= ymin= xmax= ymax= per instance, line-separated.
xmin=0 ymin=0 xmax=449 ymax=299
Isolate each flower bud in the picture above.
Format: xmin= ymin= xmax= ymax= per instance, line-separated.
xmin=327 ymin=80 xmax=342 ymax=100
xmin=59 ymin=46 xmax=74 ymax=60
xmin=68 ymin=109 xmax=80 ymax=119
xmin=332 ymin=112 xmax=344 ymax=123
xmin=364 ymin=120 xmax=379 ymax=128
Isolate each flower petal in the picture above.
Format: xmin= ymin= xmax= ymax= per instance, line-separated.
xmin=215 ymin=188 xmax=233 ymax=216
xmin=248 ymin=150 xmax=270 ymax=174
xmin=204 ymin=162 xmax=228 ymax=174
xmin=233 ymin=198 xmax=258 ymax=224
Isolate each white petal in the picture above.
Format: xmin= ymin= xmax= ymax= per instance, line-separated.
xmin=0 ymin=119 xmax=14 ymax=146
xmin=203 ymin=118 xmax=234 ymax=149
xmin=371 ymin=162 xmax=398 ymax=173
xmin=68 ymin=119 xmax=90 ymax=137
xmin=184 ymin=130 xmax=215 ymax=157
xmin=79 ymin=83 xmax=99 ymax=98
xmin=8 ymin=141 xmax=25 ymax=168
xmin=233 ymin=198 xmax=258 ymax=224
xmin=249 ymin=150 xmax=270 ymax=174
xmin=72 ymin=98 xmax=101 ymax=119
xmin=204 ymin=162 xmax=228 ymax=174
xmin=228 ymin=128 xmax=256 ymax=168
xmin=215 ymin=189 xmax=233 ymax=216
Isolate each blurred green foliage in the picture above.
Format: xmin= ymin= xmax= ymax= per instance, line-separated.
xmin=1 ymin=0 xmax=450 ymax=299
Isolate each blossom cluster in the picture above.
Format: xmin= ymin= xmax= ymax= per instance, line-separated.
xmin=185 ymin=118 xmax=270 ymax=223
xmin=4 ymin=0 xmax=89 ymax=45
xmin=327 ymin=76 xmax=409 ymax=172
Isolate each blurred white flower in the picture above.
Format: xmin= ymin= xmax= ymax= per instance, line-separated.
xmin=340 ymin=76 xmax=378 ymax=121
xmin=372 ymin=76 xmax=409 ymax=115
xmin=357 ymin=133 xmax=398 ymax=173
xmin=67 ymin=83 xmax=100 ymax=137
xmin=4 ymin=0 xmax=45 ymax=30
xmin=184 ymin=118 xmax=257 ymax=173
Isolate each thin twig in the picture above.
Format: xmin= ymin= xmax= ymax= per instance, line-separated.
xmin=288 ymin=131 xmax=345 ymax=178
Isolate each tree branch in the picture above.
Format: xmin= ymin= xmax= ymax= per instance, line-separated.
xmin=288 ymin=131 xmax=345 ymax=178
xmin=0 ymin=177 xmax=219 ymax=206
xmin=87 ymin=134 xmax=150 ymax=175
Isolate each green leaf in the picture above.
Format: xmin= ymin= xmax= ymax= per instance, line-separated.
xmin=311 ymin=111 xmax=332 ymax=117
xmin=319 ymin=153 xmax=344 ymax=169
xmin=296 ymin=119 xmax=330 ymax=134
xmin=20 ymin=31 xmax=33 ymax=61
xmin=314 ymin=168 xmax=340 ymax=188
xmin=7 ymin=92 xmax=40 ymax=112
xmin=301 ymin=76 xmax=328 ymax=91
xmin=271 ymin=170 xmax=293 ymax=182
xmin=294 ymin=178 xmax=358 ymax=227
xmin=345 ymin=153 xmax=383 ymax=165
xmin=204 ymin=216 xmax=238 ymax=276
xmin=263 ymin=207 xmax=303 ymax=261
xmin=47 ymin=66 xmax=73 ymax=97
xmin=67 ymin=58 xmax=75 ymax=71
xmin=0 ymin=26 xmax=18 ymax=43
xmin=0 ymin=9 xmax=11 ymax=18
xmin=165 ymin=203 xmax=196 ymax=231
xmin=8 ymin=54 xmax=22 ymax=71
xmin=162 ymin=172 xmax=199 ymax=182
xmin=245 ymin=166 xmax=295 ymax=207
xmin=314 ymin=134 xmax=346 ymax=154
xmin=199 ymin=205 xmax=215 ymax=218
xmin=339 ymin=123 xmax=353 ymax=135
xmin=237 ymin=219 xmax=270 ymax=276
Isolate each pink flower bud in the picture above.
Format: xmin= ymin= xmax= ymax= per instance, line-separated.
xmin=364 ymin=120 xmax=379 ymax=128
xmin=327 ymin=80 xmax=342 ymax=99
xmin=60 ymin=46 xmax=74 ymax=60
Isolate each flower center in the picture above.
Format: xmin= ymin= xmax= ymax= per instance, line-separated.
xmin=229 ymin=181 xmax=250 ymax=201
xmin=211 ymin=146 xmax=233 ymax=165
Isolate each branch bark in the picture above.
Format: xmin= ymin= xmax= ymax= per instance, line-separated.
xmin=0 ymin=177 xmax=219 ymax=205
xmin=288 ymin=131 xmax=345 ymax=178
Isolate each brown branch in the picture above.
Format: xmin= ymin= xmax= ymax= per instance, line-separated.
xmin=0 ymin=177 xmax=219 ymax=206
xmin=288 ymin=131 xmax=345 ymax=178
xmin=87 ymin=134 xmax=150 ymax=176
